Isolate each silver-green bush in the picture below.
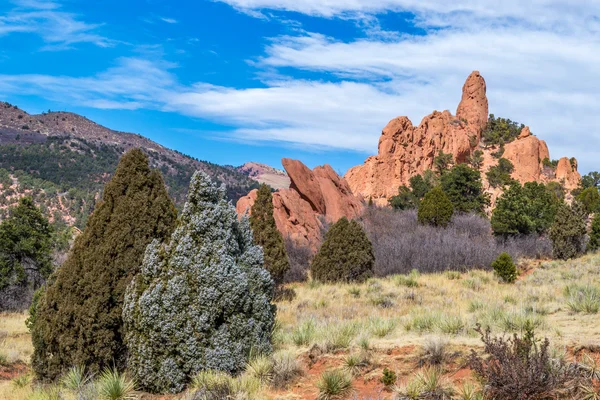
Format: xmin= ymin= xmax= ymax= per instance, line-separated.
xmin=123 ymin=171 xmax=275 ymax=394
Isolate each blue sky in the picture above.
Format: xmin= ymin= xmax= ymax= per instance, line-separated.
xmin=0 ymin=0 xmax=599 ymax=174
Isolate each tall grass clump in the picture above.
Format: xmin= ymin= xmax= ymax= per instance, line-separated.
xmin=564 ymin=284 xmax=600 ymax=314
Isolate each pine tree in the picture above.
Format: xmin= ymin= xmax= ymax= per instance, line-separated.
xmin=588 ymin=213 xmax=600 ymax=252
xmin=0 ymin=197 xmax=53 ymax=311
xmin=32 ymin=149 xmax=177 ymax=381
xmin=417 ymin=187 xmax=454 ymax=227
xmin=311 ymin=217 xmax=374 ymax=283
xmin=549 ymin=204 xmax=587 ymax=260
xmin=441 ymin=163 xmax=489 ymax=214
xmin=491 ymin=182 xmax=533 ymax=236
xmin=123 ymin=172 xmax=275 ymax=394
xmin=250 ymin=184 xmax=289 ymax=284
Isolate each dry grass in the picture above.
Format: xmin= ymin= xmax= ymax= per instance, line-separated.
xmin=1 ymin=254 xmax=600 ymax=399
xmin=0 ymin=313 xmax=32 ymax=365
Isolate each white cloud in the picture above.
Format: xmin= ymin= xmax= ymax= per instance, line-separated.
xmin=160 ymin=17 xmax=178 ymax=24
xmin=1 ymin=0 xmax=599 ymax=174
xmin=0 ymin=0 xmax=112 ymax=49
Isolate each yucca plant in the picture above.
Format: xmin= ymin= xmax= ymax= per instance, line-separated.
xmin=246 ymin=355 xmax=274 ymax=385
xmin=61 ymin=365 xmax=92 ymax=393
xmin=456 ymin=382 xmax=484 ymax=400
xmin=96 ymin=368 xmax=137 ymax=400
xmin=316 ymin=369 xmax=354 ymax=400
xmin=11 ymin=373 xmax=31 ymax=388
xmin=291 ymin=319 xmax=316 ymax=346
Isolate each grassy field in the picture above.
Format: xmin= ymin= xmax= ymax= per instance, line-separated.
xmin=1 ymin=254 xmax=600 ymax=399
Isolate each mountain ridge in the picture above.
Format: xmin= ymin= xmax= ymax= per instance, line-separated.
xmin=0 ymin=101 xmax=260 ymax=228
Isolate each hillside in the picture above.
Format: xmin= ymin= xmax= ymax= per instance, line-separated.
xmin=236 ymin=161 xmax=290 ymax=190
xmin=0 ymin=101 xmax=259 ymax=228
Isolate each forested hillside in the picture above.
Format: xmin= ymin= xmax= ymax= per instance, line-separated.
xmin=0 ymin=102 xmax=259 ymax=229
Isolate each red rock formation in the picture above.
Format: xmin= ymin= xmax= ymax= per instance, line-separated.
xmin=346 ymin=71 xmax=488 ymax=205
xmin=556 ymin=157 xmax=581 ymax=191
xmin=236 ymin=159 xmax=363 ymax=250
xmin=346 ymin=71 xmax=581 ymax=204
xmin=503 ymin=126 xmax=550 ymax=184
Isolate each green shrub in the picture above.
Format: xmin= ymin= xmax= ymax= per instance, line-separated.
xmin=311 ymin=217 xmax=374 ymax=283
xmin=549 ymin=204 xmax=587 ymax=260
xmin=389 ymin=172 xmax=436 ymax=210
xmin=417 ymin=187 xmax=454 ymax=227
xmin=492 ymin=252 xmax=517 ymax=283
xmin=32 ymin=149 xmax=178 ymax=381
xmin=588 ymin=212 xmax=600 ymax=252
xmin=123 ymin=172 xmax=275 ymax=393
xmin=380 ymin=368 xmax=397 ymax=387
xmin=481 ymin=114 xmax=525 ymax=146
xmin=250 ymin=184 xmax=289 ymax=284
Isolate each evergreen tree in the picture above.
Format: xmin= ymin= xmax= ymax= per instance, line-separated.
xmin=575 ymin=187 xmax=600 ymax=214
xmin=311 ymin=217 xmax=374 ymax=283
xmin=491 ymin=182 xmax=533 ymax=236
xmin=123 ymin=172 xmax=275 ymax=393
xmin=32 ymin=149 xmax=177 ymax=381
xmin=417 ymin=187 xmax=454 ymax=227
xmin=433 ymin=151 xmax=453 ymax=174
xmin=522 ymin=182 xmax=560 ymax=234
xmin=441 ymin=163 xmax=489 ymax=214
xmin=389 ymin=172 xmax=435 ymax=210
xmin=588 ymin=213 xmax=600 ymax=252
xmin=549 ymin=204 xmax=587 ymax=260
xmin=250 ymin=184 xmax=289 ymax=284
xmin=486 ymin=158 xmax=515 ymax=188
xmin=468 ymin=150 xmax=484 ymax=170
xmin=0 ymin=197 xmax=53 ymax=311
xmin=492 ymin=252 xmax=517 ymax=283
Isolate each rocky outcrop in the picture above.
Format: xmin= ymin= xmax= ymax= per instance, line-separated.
xmin=346 ymin=71 xmax=581 ymax=204
xmin=346 ymin=71 xmax=489 ymax=205
xmin=236 ymin=159 xmax=363 ymax=250
xmin=556 ymin=157 xmax=581 ymax=191
xmin=503 ymin=127 xmax=550 ymax=184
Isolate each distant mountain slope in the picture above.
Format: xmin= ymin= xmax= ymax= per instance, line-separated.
xmin=236 ymin=162 xmax=290 ymax=190
xmin=0 ymin=101 xmax=259 ymax=228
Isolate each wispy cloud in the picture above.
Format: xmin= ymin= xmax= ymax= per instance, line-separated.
xmin=0 ymin=0 xmax=112 ymax=50
xmin=0 ymin=0 xmax=598 ymax=174
xmin=160 ymin=17 xmax=178 ymax=24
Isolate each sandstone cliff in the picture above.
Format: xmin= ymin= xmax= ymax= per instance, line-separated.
xmin=345 ymin=71 xmax=581 ymax=205
xmin=236 ymin=158 xmax=363 ymax=250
